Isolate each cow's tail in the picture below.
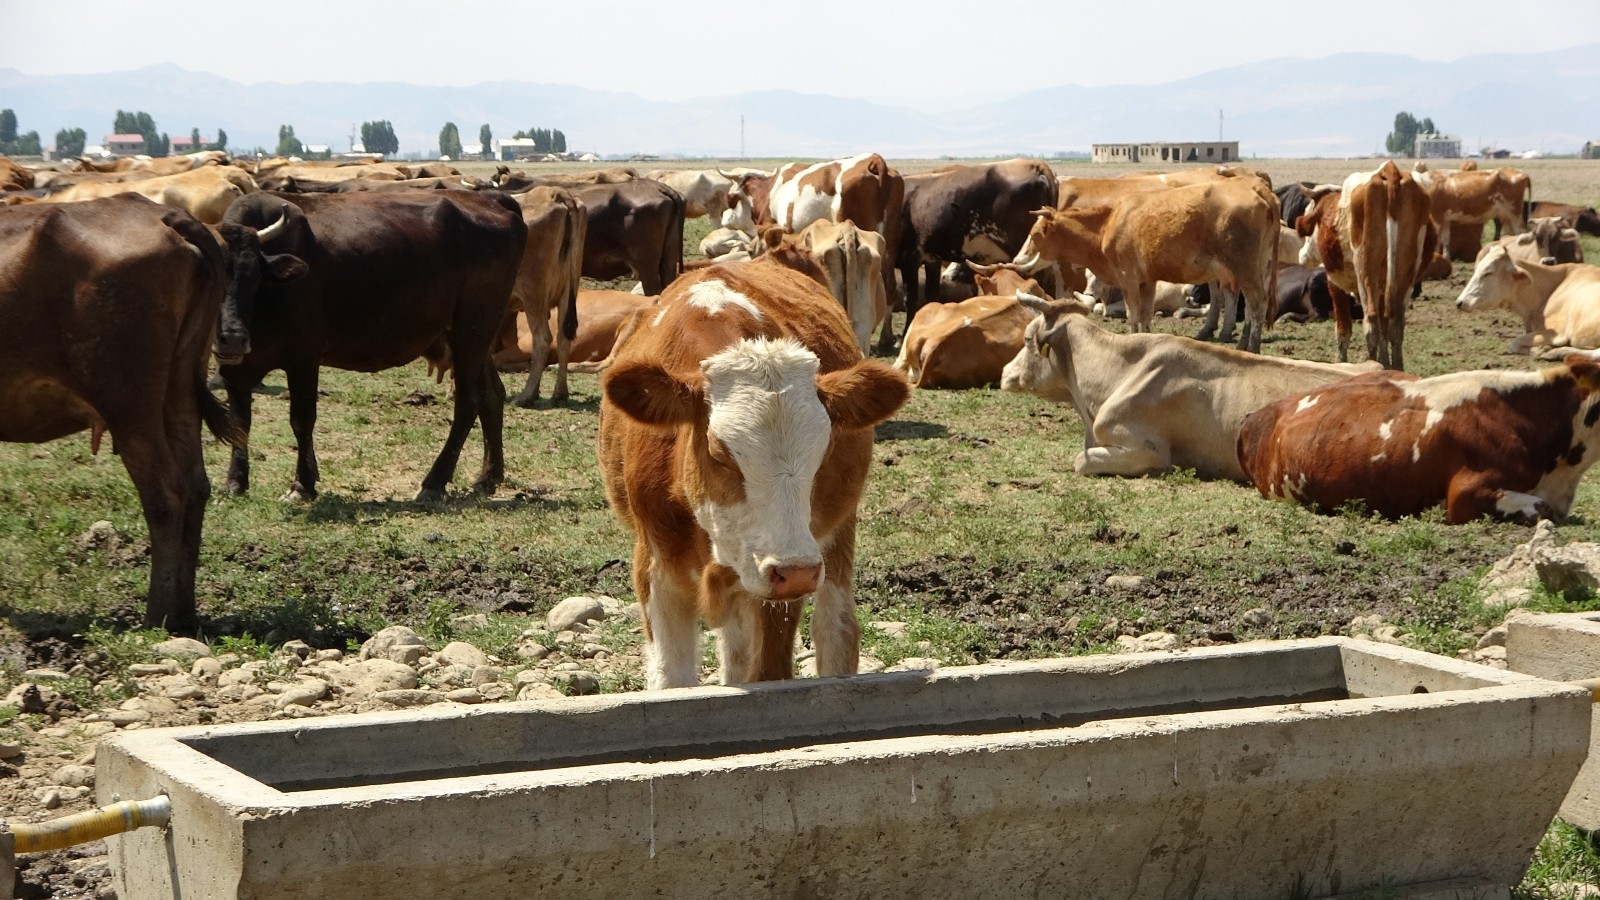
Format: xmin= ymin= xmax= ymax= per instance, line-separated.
xmin=1385 ymin=171 xmax=1403 ymax=318
xmin=559 ymin=194 xmax=580 ymax=342
xmin=198 ymin=380 xmax=247 ymax=449
xmin=663 ymin=184 xmax=686 ymax=289
xmin=1263 ymin=194 xmax=1278 ymax=335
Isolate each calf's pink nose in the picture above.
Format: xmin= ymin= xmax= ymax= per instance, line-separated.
xmin=767 ymin=563 xmax=821 ymax=599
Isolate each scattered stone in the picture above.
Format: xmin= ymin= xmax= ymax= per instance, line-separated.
xmin=1477 ymin=625 xmax=1509 ymax=650
xmin=871 ymin=621 xmax=910 ymax=639
xmin=470 ymin=665 xmax=502 ymax=687
xmin=275 ymin=679 xmax=329 ymax=709
xmin=515 ymin=642 xmax=551 ymax=662
xmin=374 ymin=689 xmax=445 ymax=708
xmin=1117 ymin=632 xmax=1179 ymax=653
xmin=1241 ymin=608 xmax=1272 ymax=628
xmin=280 ymin=640 xmax=314 ymax=659
xmin=150 ymin=637 xmax=211 ymax=661
xmin=885 ymin=657 xmax=941 ymax=673
xmin=445 ymin=688 xmax=485 ymax=704
xmin=52 ymin=764 xmax=94 ymax=788
xmin=450 ymin=613 xmax=489 ymax=630
xmin=516 ymin=682 xmax=564 ymax=702
xmin=477 ymin=683 xmax=510 ymax=701
xmin=161 ymin=678 xmax=206 ymax=702
xmin=105 ymin=709 xmax=150 ymax=727
xmin=313 ymin=649 xmax=344 ymax=663
xmin=436 ymin=641 xmax=489 ymax=669
xmin=550 ymin=671 xmax=601 ymax=696
xmin=191 ymin=657 xmax=223 ymax=685
xmin=547 ymin=596 xmax=607 ymax=633
xmin=36 ymin=788 xmax=63 ymax=810
xmin=0 ymin=742 xmax=20 ymax=759
xmin=216 ymin=684 xmax=264 ymax=703
xmin=22 ymin=668 xmax=70 ymax=681
xmin=1105 ymin=575 xmax=1146 ymax=590
xmin=128 ymin=662 xmax=180 ymax=677
xmin=358 ymin=625 xmax=430 ymax=662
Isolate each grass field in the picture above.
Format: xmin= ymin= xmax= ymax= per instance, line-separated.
xmin=4 ymin=156 xmax=1600 ymax=895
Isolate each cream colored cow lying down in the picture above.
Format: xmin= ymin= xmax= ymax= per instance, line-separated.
xmin=1455 ymin=244 xmax=1600 ymax=356
xmin=1000 ymin=293 xmax=1378 ymax=482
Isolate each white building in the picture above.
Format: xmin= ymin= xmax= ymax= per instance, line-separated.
xmin=1413 ymin=133 xmax=1462 ymax=159
xmin=1092 ymin=141 xmax=1239 ymax=164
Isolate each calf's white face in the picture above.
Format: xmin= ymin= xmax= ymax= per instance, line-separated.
xmin=698 ymin=338 xmax=833 ymax=598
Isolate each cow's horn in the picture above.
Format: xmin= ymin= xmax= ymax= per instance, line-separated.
xmin=715 ymin=167 xmax=739 ymax=182
xmin=1016 ymin=290 xmax=1053 ymax=313
xmin=965 ymin=260 xmax=999 ymax=275
xmin=255 ymin=207 xmax=290 ymax=242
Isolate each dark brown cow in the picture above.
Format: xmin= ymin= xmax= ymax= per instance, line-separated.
xmin=1531 ymin=201 xmax=1600 ymax=238
xmin=1238 ymin=357 xmax=1600 ymax=524
xmin=215 ymin=189 xmax=526 ymax=502
xmin=564 ymin=179 xmax=685 ymax=296
xmin=897 ymin=158 xmax=1058 ymax=344
xmin=0 ymin=194 xmax=245 ymax=629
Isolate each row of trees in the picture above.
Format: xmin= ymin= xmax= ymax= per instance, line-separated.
xmin=0 ymin=109 xmax=228 ymax=158
xmin=3 ymin=108 xmax=567 ymax=160
xmin=438 ymin=122 xmax=566 ymax=159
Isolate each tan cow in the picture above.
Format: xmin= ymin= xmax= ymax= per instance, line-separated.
xmin=785 ymin=220 xmax=888 ymax=356
xmin=1412 ymin=165 xmax=1531 ymax=261
xmin=502 ymin=186 xmax=586 ymax=406
xmin=494 ymin=290 xmax=654 ymax=371
xmin=598 ymin=254 xmax=907 ymax=688
xmin=1014 ymin=177 xmax=1278 ymax=352
xmin=1294 ymin=162 xmax=1434 ymax=369
xmin=1455 ymin=244 xmax=1600 ymax=355
xmin=1000 ymin=294 xmax=1376 ymax=481
xmin=15 ymin=165 xmax=257 ymax=223
xmin=0 ymin=157 xmax=34 ymax=192
xmin=893 ymin=294 xmax=1034 ymax=388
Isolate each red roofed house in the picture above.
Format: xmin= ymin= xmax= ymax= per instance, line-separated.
xmin=105 ymin=134 xmax=147 ymax=155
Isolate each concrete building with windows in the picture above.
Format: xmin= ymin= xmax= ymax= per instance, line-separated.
xmin=1091 ymin=141 xmax=1239 ymax=164
xmin=1413 ymin=133 xmax=1462 ymax=159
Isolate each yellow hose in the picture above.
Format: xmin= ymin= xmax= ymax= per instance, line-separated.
xmin=1573 ymin=677 xmax=1600 ymax=703
xmin=9 ymin=795 xmax=171 ymax=854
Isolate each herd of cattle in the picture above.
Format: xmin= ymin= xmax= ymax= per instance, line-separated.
xmin=3 ymin=148 xmax=1600 ymax=687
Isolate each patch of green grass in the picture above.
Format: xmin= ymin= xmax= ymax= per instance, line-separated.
xmin=1517 ymin=819 xmax=1600 ymax=898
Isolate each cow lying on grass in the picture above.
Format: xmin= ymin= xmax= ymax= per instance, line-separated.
xmin=1000 ymin=293 xmax=1374 ymax=482
xmin=1455 ymin=244 xmax=1600 ymax=356
xmin=1237 ymin=356 xmax=1600 ymax=524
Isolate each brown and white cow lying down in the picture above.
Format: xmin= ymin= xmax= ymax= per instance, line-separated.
xmin=598 ymin=254 xmax=908 ymax=689
xmin=1455 ymin=244 xmax=1600 ymax=355
xmin=1237 ymin=356 xmax=1600 ymax=524
xmin=1000 ymin=294 xmax=1375 ymax=482
xmin=1478 ymin=217 xmax=1584 ymax=266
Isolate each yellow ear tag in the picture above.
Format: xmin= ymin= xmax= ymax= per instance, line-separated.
xmin=1038 ymin=341 xmax=1051 ymax=359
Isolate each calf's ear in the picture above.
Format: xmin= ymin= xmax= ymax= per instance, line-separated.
xmin=1564 ymin=355 xmax=1600 ymax=392
xmin=604 ymin=361 xmax=704 ymax=427
xmin=816 ymin=361 xmax=909 ymax=430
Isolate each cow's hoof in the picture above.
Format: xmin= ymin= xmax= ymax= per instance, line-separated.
xmin=550 ymin=391 xmax=569 ymax=407
xmin=1195 ymin=329 xmax=1215 ymax=341
xmin=280 ymin=486 xmax=316 ymax=502
xmin=415 ymin=486 xmax=447 ymax=504
xmin=510 ymin=392 xmax=540 ymax=410
xmin=223 ymin=480 xmax=247 ymax=497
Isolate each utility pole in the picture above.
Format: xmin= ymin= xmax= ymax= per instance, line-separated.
xmin=1218 ymin=109 xmax=1224 ymax=142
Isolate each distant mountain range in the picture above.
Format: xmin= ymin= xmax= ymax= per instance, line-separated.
xmin=3 ymin=45 xmax=1597 ymax=159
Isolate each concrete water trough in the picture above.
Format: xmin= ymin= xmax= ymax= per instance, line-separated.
xmin=1507 ymin=610 xmax=1600 ymax=833
xmin=98 ymin=637 xmax=1590 ymax=900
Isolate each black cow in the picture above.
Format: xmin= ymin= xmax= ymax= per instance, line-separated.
xmin=1275 ymin=181 xmax=1317 ymax=227
xmin=896 ymin=159 xmax=1058 ymax=346
xmin=216 ymin=189 xmax=526 ymax=502
xmin=1188 ymin=265 xmax=1361 ymax=332
xmin=0 ymin=194 xmax=245 ymax=629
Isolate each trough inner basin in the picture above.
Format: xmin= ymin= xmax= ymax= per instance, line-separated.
xmin=183 ymin=638 xmax=1463 ymax=792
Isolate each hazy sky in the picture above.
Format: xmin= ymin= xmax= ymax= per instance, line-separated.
xmin=11 ymin=0 xmax=1600 ymax=102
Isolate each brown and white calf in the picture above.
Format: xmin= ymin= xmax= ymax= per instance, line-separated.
xmin=893 ymin=293 xmax=1035 ymax=389
xmin=598 ymin=255 xmax=908 ymax=689
xmin=1293 ymin=162 xmax=1434 ymax=370
xmin=1237 ymin=356 xmax=1600 ymax=524
xmin=1412 ymin=165 xmax=1531 ymax=257
xmin=1000 ymin=295 xmax=1374 ymax=481
xmin=785 ymin=219 xmax=888 ymax=356
xmin=1455 ymin=244 xmax=1600 ymax=355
